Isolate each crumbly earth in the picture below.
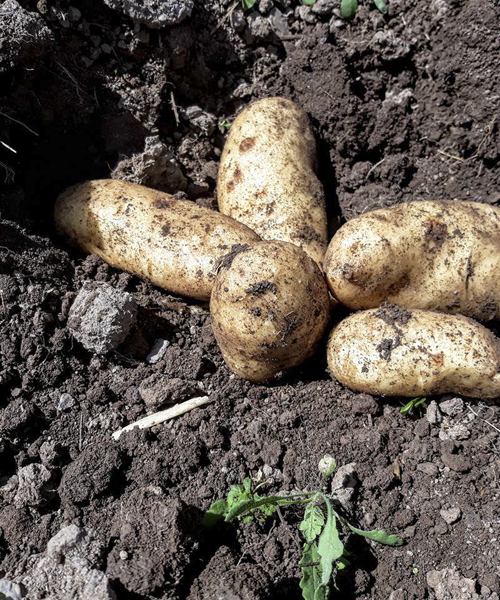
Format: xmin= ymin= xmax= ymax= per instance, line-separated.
xmin=0 ymin=0 xmax=499 ymax=598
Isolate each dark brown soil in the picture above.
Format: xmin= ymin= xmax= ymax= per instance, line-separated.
xmin=1 ymin=0 xmax=500 ymax=598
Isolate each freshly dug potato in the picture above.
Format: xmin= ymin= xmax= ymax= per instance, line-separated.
xmin=210 ymin=241 xmax=330 ymax=382
xmin=327 ymin=304 xmax=500 ymax=399
xmin=325 ymin=201 xmax=500 ymax=321
xmin=217 ymin=97 xmax=328 ymax=267
xmin=54 ymin=179 xmax=260 ymax=301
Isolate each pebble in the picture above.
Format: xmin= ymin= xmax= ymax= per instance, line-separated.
xmin=146 ymin=339 xmax=170 ymax=364
xmin=230 ymin=9 xmax=246 ymax=31
xmin=0 ymin=579 xmax=22 ymax=600
xmin=259 ymin=0 xmax=274 ymax=14
xmin=68 ymin=6 xmax=81 ymax=21
xmin=389 ymin=590 xmax=406 ymax=600
xmin=57 ymin=393 xmax=76 ymax=411
xmin=311 ymin=0 xmax=337 ymax=16
xmin=417 ymin=462 xmax=439 ymax=477
xmin=439 ymin=423 xmax=471 ymax=441
xmin=119 ymin=550 xmax=128 ymax=560
xmin=426 ymin=400 xmax=442 ymax=425
xmin=298 ymin=5 xmax=317 ymax=23
xmin=439 ymin=397 xmax=464 ymax=417
xmin=440 ymin=507 xmax=462 ymax=525
xmin=67 ymin=281 xmax=137 ymax=354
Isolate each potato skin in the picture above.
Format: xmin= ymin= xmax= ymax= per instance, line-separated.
xmin=217 ymin=97 xmax=328 ymax=267
xmin=327 ymin=305 xmax=500 ymax=399
xmin=54 ymin=179 xmax=260 ymax=301
xmin=325 ymin=201 xmax=500 ymax=321
xmin=210 ymin=241 xmax=330 ymax=383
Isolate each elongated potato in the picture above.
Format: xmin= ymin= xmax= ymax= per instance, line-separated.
xmin=211 ymin=241 xmax=330 ymax=382
xmin=54 ymin=179 xmax=260 ymax=301
xmin=217 ymin=97 xmax=328 ymax=267
xmin=325 ymin=201 xmax=500 ymax=321
xmin=327 ymin=305 xmax=500 ymax=398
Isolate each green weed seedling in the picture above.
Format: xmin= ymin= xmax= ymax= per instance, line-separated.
xmin=241 ymin=0 xmax=256 ymax=10
xmin=204 ymin=457 xmax=403 ymax=600
xmin=400 ymin=396 xmax=427 ymax=417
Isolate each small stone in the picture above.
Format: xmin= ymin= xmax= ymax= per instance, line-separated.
xmin=332 ymin=463 xmax=357 ymax=490
xmin=139 ymin=374 xmax=203 ymax=409
xmin=440 ymin=507 xmax=462 ymax=525
xmin=185 ymin=105 xmax=216 ymax=135
xmin=117 ymin=40 xmax=128 ymax=49
xmin=267 ymin=7 xmax=290 ymax=36
xmin=439 ymin=423 xmax=471 ymax=441
xmin=298 ymin=5 xmax=317 ymax=23
xmin=119 ymin=550 xmax=128 ymax=560
xmin=14 ymin=463 xmax=53 ymax=507
xmin=427 ymin=568 xmax=479 ymax=600
xmin=68 ymin=282 xmax=137 ymax=354
xmin=389 ymin=590 xmax=406 ymax=600
xmin=101 ymin=43 xmax=112 ymax=54
xmin=311 ymin=0 xmax=336 ymax=16
xmin=230 ymin=9 xmax=246 ymax=31
xmin=0 ymin=579 xmax=22 ymax=600
xmin=102 ymin=0 xmax=193 ymax=28
xmin=57 ymin=393 xmax=76 ymax=411
xmin=439 ymin=397 xmax=464 ymax=417
xmin=259 ymin=0 xmax=274 ymax=14
xmin=417 ymin=462 xmax=439 ymax=477
xmin=426 ymin=401 xmax=442 ymax=425
xmin=146 ymin=339 xmax=170 ymax=364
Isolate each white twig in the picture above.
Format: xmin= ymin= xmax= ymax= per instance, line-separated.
xmin=0 ymin=110 xmax=39 ymax=137
xmin=112 ymin=396 xmax=212 ymax=440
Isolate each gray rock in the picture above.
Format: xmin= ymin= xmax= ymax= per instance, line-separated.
xmin=185 ymin=106 xmax=217 ymax=135
xmin=58 ymin=393 xmax=76 ymax=411
xmin=332 ymin=463 xmax=357 ymax=505
xmin=426 ymin=400 xmax=442 ymax=425
xmin=111 ymin=135 xmax=187 ymax=193
xmin=259 ymin=0 xmax=274 ymax=14
xmin=68 ymin=282 xmax=137 ymax=354
xmin=440 ymin=507 xmax=462 ymax=525
xmin=102 ymin=0 xmax=193 ymax=28
xmin=416 ymin=462 xmax=439 ymax=477
xmin=311 ymin=0 xmax=337 ymax=16
xmin=427 ymin=567 xmax=498 ymax=600
xmin=245 ymin=11 xmax=273 ymax=43
xmin=268 ymin=7 xmax=290 ymax=37
xmin=439 ymin=423 xmax=471 ymax=441
xmin=0 ymin=579 xmax=22 ymax=600
xmin=389 ymin=590 xmax=406 ymax=600
xmin=14 ymin=463 xmax=53 ymax=508
xmin=146 ymin=339 xmax=170 ymax=364
xmin=18 ymin=556 xmax=116 ymax=600
xmin=439 ymin=397 xmax=464 ymax=417
xmin=230 ymin=9 xmax=246 ymax=32
xmin=0 ymin=0 xmax=53 ymax=73
xmin=298 ymin=5 xmax=317 ymax=23
xmin=47 ymin=525 xmax=103 ymax=566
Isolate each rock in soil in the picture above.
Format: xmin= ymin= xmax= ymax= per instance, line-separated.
xmin=67 ymin=282 xmax=137 ymax=354
xmin=102 ymin=0 xmax=194 ymax=28
xmin=427 ymin=567 xmax=499 ymax=600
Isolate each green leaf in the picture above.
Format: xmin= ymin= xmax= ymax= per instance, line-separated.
xmin=400 ymin=397 xmax=427 ymax=416
xmin=301 ymin=0 xmax=317 ymax=5
xmin=202 ymin=499 xmax=228 ymax=528
xmin=345 ymin=523 xmax=404 ymax=546
xmin=299 ymin=542 xmax=328 ymax=600
xmin=340 ymin=0 xmax=358 ymax=18
xmin=372 ymin=0 xmax=388 ymax=13
xmin=241 ymin=0 xmax=256 ymax=10
xmin=316 ymin=497 xmax=344 ymax=586
xmin=300 ymin=502 xmax=325 ymax=543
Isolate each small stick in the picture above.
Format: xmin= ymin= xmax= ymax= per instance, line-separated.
xmin=170 ymin=90 xmax=180 ymax=127
xmin=468 ymin=405 xmax=500 ymax=434
xmin=112 ymin=396 xmax=212 ymax=440
xmin=212 ymin=0 xmax=239 ymax=34
xmin=0 ymin=110 xmax=39 ymax=137
xmin=0 ymin=140 xmax=16 ymax=153
xmin=437 ymin=149 xmax=464 ymax=162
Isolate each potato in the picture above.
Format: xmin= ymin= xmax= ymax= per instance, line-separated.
xmin=217 ymin=97 xmax=328 ymax=267
xmin=54 ymin=179 xmax=260 ymax=301
xmin=327 ymin=304 xmax=500 ymax=399
xmin=325 ymin=201 xmax=500 ymax=321
xmin=210 ymin=241 xmax=330 ymax=382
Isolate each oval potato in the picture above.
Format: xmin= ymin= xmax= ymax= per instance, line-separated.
xmin=217 ymin=97 xmax=328 ymax=267
xmin=325 ymin=201 xmax=500 ymax=321
xmin=327 ymin=305 xmax=500 ymax=399
xmin=211 ymin=241 xmax=330 ymax=382
xmin=54 ymin=179 xmax=260 ymax=301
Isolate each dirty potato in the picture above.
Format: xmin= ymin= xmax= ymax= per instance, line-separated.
xmin=217 ymin=97 xmax=328 ymax=267
xmin=325 ymin=201 xmax=500 ymax=321
xmin=210 ymin=241 xmax=330 ymax=382
xmin=54 ymin=179 xmax=260 ymax=301
xmin=327 ymin=304 xmax=500 ymax=399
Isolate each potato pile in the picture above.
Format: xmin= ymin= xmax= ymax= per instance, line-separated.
xmin=55 ymin=97 xmax=500 ymax=398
